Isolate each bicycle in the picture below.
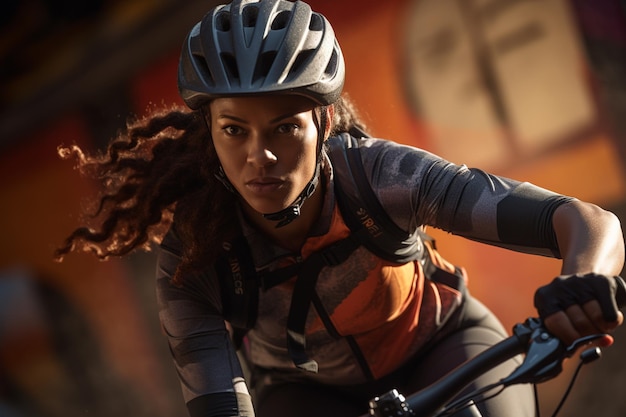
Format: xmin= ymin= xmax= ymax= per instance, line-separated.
xmin=363 ymin=278 xmax=626 ymax=417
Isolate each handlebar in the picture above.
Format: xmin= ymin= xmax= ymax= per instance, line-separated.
xmin=366 ymin=276 xmax=626 ymax=417
xmin=365 ymin=317 xmax=608 ymax=417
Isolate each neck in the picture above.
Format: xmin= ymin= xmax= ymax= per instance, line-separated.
xmin=242 ymin=183 xmax=325 ymax=252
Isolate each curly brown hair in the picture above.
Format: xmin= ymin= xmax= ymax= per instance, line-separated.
xmin=55 ymin=94 xmax=366 ymax=282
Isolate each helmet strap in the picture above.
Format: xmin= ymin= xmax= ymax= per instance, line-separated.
xmin=262 ymin=163 xmax=321 ymax=227
xmin=262 ymin=107 xmax=328 ymax=228
xmin=209 ymin=104 xmax=328 ymax=228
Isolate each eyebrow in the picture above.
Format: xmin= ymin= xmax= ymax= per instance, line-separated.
xmin=216 ymin=114 xmax=248 ymax=124
xmin=216 ymin=111 xmax=305 ymax=124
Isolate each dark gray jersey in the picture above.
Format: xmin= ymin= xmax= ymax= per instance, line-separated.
xmin=357 ymin=137 xmax=571 ymax=256
xmin=156 ymin=136 xmax=573 ymax=411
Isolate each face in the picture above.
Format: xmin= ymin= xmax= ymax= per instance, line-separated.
xmin=209 ymin=95 xmax=322 ymax=216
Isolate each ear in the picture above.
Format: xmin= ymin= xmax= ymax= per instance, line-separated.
xmin=323 ymin=104 xmax=335 ymax=141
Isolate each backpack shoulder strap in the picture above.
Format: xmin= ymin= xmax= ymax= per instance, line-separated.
xmin=327 ymin=133 xmax=467 ymax=293
xmin=215 ymin=133 xmax=466 ymax=341
xmin=327 ymin=133 xmax=423 ymax=263
xmin=214 ymin=235 xmax=259 ymax=331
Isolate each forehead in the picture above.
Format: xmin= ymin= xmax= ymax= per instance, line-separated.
xmin=208 ymin=94 xmax=318 ymax=118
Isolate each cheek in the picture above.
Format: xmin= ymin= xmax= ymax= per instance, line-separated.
xmin=287 ymin=138 xmax=318 ymax=179
xmin=212 ymin=141 xmax=239 ymax=180
xmin=304 ymin=143 xmax=319 ymax=172
xmin=298 ymin=126 xmax=320 ymax=168
xmin=306 ymin=136 xmax=321 ymax=171
xmin=211 ymin=140 xmax=224 ymax=167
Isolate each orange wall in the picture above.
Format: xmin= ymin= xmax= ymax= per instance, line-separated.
xmin=1 ymin=0 xmax=625 ymax=415
xmin=307 ymin=0 xmax=625 ymax=330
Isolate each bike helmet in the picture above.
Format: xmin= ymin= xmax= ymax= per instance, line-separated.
xmin=178 ymin=0 xmax=344 ymax=227
xmin=178 ymin=0 xmax=345 ymax=109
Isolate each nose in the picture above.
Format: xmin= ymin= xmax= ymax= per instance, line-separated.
xmin=246 ymin=134 xmax=277 ymax=168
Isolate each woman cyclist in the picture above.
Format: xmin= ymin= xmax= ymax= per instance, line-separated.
xmin=56 ymin=1 xmax=625 ymax=416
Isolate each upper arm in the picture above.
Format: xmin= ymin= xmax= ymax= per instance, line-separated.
xmin=360 ymin=139 xmax=574 ymax=256
xmin=156 ymin=230 xmax=246 ymax=406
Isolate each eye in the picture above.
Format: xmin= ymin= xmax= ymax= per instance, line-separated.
xmin=222 ymin=125 xmax=246 ymax=136
xmin=276 ymin=123 xmax=299 ymax=135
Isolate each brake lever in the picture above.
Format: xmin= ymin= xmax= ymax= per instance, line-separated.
xmin=501 ymin=319 xmax=608 ymax=386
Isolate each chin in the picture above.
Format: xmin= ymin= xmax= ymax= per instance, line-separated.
xmin=244 ymin=199 xmax=289 ymax=216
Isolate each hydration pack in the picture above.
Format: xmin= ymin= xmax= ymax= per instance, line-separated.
xmin=215 ymin=133 xmax=467 ymax=371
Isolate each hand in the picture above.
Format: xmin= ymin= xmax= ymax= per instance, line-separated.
xmin=534 ymin=273 xmax=626 ymax=346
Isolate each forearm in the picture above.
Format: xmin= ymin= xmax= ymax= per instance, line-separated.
xmin=538 ymin=200 xmax=625 ymax=345
xmin=187 ymin=382 xmax=255 ymax=417
xmin=552 ymin=200 xmax=624 ymax=276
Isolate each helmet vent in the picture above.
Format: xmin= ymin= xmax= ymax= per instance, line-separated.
xmin=253 ymin=51 xmax=277 ymax=82
xmin=271 ymin=10 xmax=291 ymax=30
xmin=220 ymin=53 xmax=240 ymax=81
xmin=309 ymin=14 xmax=323 ymax=31
xmin=323 ymin=51 xmax=338 ymax=77
xmin=178 ymin=3 xmax=345 ymax=107
xmin=242 ymin=5 xmax=259 ymax=28
xmin=215 ymin=11 xmax=231 ymax=31
xmin=287 ymin=49 xmax=314 ymax=81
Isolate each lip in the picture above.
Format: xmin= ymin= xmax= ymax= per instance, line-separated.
xmin=245 ymin=177 xmax=285 ymax=193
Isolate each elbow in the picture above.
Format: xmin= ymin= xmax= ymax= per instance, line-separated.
xmin=604 ymin=207 xmax=625 ymax=258
xmin=554 ymin=200 xmax=625 ymax=274
xmin=587 ymin=202 xmax=623 ymax=251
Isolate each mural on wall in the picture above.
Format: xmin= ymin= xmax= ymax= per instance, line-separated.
xmin=399 ymin=1 xmax=626 ymax=416
xmin=405 ymin=0 xmax=598 ymax=166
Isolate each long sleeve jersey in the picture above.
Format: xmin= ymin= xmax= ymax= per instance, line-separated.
xmin=156 ymin=136 xmax=573 ymax=415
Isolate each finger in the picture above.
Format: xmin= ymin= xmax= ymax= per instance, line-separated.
xmin=564 ymin=303 xmax=597 ymax=337
xmin=583 ymin=300 xmax=624 ymax=332
xmin=545 ymin=310 xmax=615 ymax=349
xmin=543 ymin=311 xmax=580 ymax=346
xmin=581 ymin=300 xmax=620 ymax=333
xmin=596 ymin=334 xmax=615 ymax=347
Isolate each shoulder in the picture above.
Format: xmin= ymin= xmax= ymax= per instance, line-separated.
xmin=328 ymin=134 xmax=453 ymax=180
xmin=334 ymin=134 xmax=445 ymax=160
xmin=327 ymin=134 xmax=434 ymax=164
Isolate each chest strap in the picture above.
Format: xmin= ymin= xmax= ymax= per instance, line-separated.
xmin=285 ymin=236 xmax=360 ymax=372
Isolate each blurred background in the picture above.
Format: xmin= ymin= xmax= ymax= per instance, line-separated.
xmin=1 ymin=0 xmax=625 ymax=416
